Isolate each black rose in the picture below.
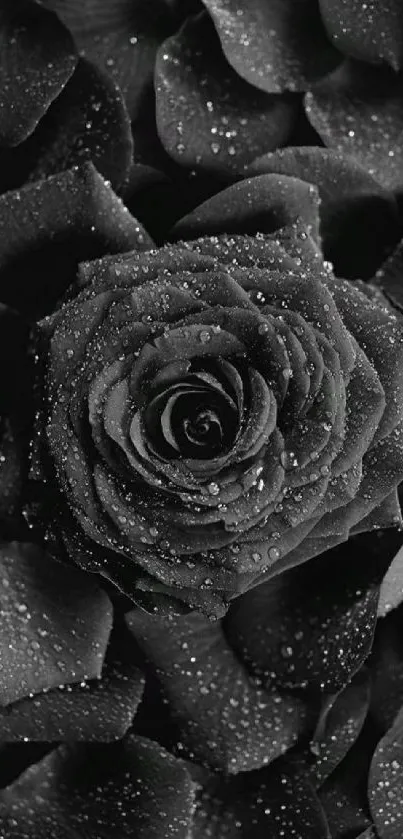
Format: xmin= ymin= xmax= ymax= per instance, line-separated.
xmin=34 ymin=174 xmax=403 ymax=617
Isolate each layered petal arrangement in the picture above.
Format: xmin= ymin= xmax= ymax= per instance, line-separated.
xmin=34 ymin=179 xmax=403 ymax=617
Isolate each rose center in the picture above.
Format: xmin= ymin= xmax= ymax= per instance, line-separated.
xmin=142 ymin=359 xmax=243 ymax=461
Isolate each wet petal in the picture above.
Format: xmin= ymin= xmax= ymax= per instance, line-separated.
xmin=171 ymin=173 xmax=321 ymax=242
xmin=20 ymin=58 xmax=133 ymax=192
xmin=302 ymin=668 xmax=371 ymax=788
xmin=319 ymin=0 xmax=403 ymax=70
xmin=370 ymin=608 xmax=403 ymax=733
xmin=225 ymin=541 xmax=382 ymax=693
xmin=0 ymin=0 xmax=76 ymax=145
xmin=193 ymin=760 xmax=330 ymax=838
xmin=43 ymin=0 xmax=174 ymax=119
xmin=127 ymin=609 xmax=307 ymax=773
xmin=0 ymin=164 xmax=152 ymax=317
xmin=378 ymin=544 xmax=403 ymax=617
xmin=0 ymin=627 xmax=144 ymax=743
xmin=0 ymin=735 xmax=195 ymax=838
xmin=246 ymin=146 xmax=400 ymax=278
xmin=202 ymin=0 xmax=340 ymax=93
xmin=0 ymin=542 xmax=113 ymax=706
xmin=156 ymin=12 xmax=297 ymax=174
xmin=369 ymin=706 xmax=403 ymax=838
xmin=305 ymin=60 xmax=403 ymax=191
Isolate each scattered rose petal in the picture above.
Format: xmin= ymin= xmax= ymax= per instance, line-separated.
xmin=0 ymin=735 xmax=195 ymax=838
xmin=156 ymin=12 xmax=298 ymax=174
xmin=0 ymin=0 xmax=77 ymax=146
xmin=370 ymin=608 xmax=403 ymax=733
xmin=0 ymin=627 xmax=144 ymax=743
xmin=127 ymin=609 xmax=308 ymax=773
xmin=303 ymin=668 xmax=370 ymax=788
xmin=378 ymin=543 xmax=403 ymax=617
xmin=369 ymin=705 xmax=403 ymax=838
xmin=224 ymin=541 xmax=383 ymax=694
xmin=202 ymin=0 xmax=340 ymax=93
xmin=19 ymin=58 xmax=133 ymax=193
xmin=246 ymin=146 xmax=400 ymax=278
xmin=319 ymin=0 xmax=403 ymax=71
xmin=0 ymin=163 xmax=153 ymax=317
xmin=171 ymin=173 xmax=321 ymax=241
xmin=305 ymin=60 xmax=403 ymax=192
xmin=0 ymin=541 xmax=113 ymax=706
xmin=193 ymin=760 xmax=330 ymax=838
xmin=43 ymin=0 xmax=175 ymax=119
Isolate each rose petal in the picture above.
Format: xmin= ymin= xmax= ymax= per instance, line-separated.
xmin=156 ymin=12 xmax=297 ymax=174
xmin=370 ymin=608 xmax=403 ymax=733
xmin=171 ymin=173 xmax=321 ymax=241
xmin=0 ymin=735 xmax=195 ymax=838
xmin=0 ymin=164 xmax=152 ymax=317
xmin=225 ymin=541 xmax=382 ymax=693
xmin=42 ymin=0 xmax=174 ymax=119
xmin=303 ymin=668 xmax=371 ymax=788
xmin=369 ymin=705 xmax=403 ymax=838
xmin=246 ymin=146 xmax=400 ymax=278
xmin=319 ymin=726 xmax=375 ymax=837
xmin=375 ymin=238 xmax=403 ymax=314
xmin=0 ymin=0 xmax=77 ymax=146
xmin=319 ymin=0 xmax=403 ymax=70
xmin=0 ymin=625 xmax=144 ymax=743
xmin=19 ymin=58 xmax=133 ymax=193
xmin=378 ymin=544 xmax=403 ymax=618
xmin=202 ymin=0 xmax=340 ymax=93
xmin=305 ymin=60 xmax=403 ymax=191
xmin=193 ymin=761 xmax=330 ymax=838
xmin=0 ymin=542 xmax=113 ymax=706
xmin=327 ymin=276 xmax=403 ymax=441
xmin=127 ymin=609 xmax=307 ymax=773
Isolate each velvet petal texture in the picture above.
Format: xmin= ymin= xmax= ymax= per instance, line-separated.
xmin=0 ymin=736 xmax=195 ymax=839
xmin=155 ymin=12 xmax=298 ymax=174
xmin=0 ymin=163 xmax=152 ymax=317
xmin=0 ymin=542 xmax=112 ymax=706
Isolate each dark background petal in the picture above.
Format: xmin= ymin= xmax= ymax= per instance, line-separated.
xmin=155 ymin=12 xmax=298 ymax=175
xmin=305 ymin=60 xmax=403 ymax=192
xmin=0 ymin=0 xmax=77 ymax=146
xmin=0 ymin=542 xmax=112 ymax=706
xmin=193 ymin=760 xmax=330 ymax=838
xmin=127 ymin=609 xmax=308 ymax=773
xmin=246 ymin=146 xmax=400 ymax=278
xmin=224 ymin=537 xmax=390 ymax=695
xmin=0 ymin=623 xmax=144 ymax=744
xmin=369 ymin=706 xmax=403 ymax=838
xmin=319 ymin=0 xmax=403 ymax=71
xmin=370 ymin=606 xmax=403 ymax=734
xmin=0 ymin=58 xmax=133 ymax=196
xmin=202 ymin=0 xmax=341 ymax=93
xmin=171 ymin=173 xmax=321 ymax=241
xmin=0 ymin=735 xmax=195 ymax=838
xmin=42 ymin=0 xmax=176 ymax=120
xmin=0 ymin=163 xmax=152 ymax=318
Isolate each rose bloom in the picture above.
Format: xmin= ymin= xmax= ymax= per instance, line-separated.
xmin=34 ymin=171 xmax=403 ymax=617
